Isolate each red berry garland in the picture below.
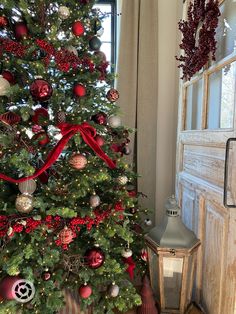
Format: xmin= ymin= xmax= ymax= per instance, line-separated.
xmin=176 ymin=0 xmax=220 ymax=80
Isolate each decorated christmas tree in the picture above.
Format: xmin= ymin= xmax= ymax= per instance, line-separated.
xmin=0 ymin=1 xmax=149 ymax=313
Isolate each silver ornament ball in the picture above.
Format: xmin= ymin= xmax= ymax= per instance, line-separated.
xmin=18 ymin=179 xmax=36 ymax=195
xmin=144 ymin=218 xmax=153 ymax=226
xmin=58 ymin=6 xmax=70 ymax=19
xmin=109 ymin=284 xmax=119 ymax=297
xmin=117 ymin=175 xmax=128 ymax=185
xmin=90 ymin=195 xmax=100 ymax=208
xmin=121 ymin=248 xmax=133 ymax=258
xmin=108 ymin=115 xmax=121 ymax=128
xmin=15 ymin=194 xmax=34 ymax=213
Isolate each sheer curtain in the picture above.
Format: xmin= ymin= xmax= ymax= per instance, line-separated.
xmin=116 ymin=0 xmax=158 ymax=215
xmin=116 ymin=0 xmax=180 ymax=222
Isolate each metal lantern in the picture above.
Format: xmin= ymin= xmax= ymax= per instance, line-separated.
xmin=145 ymin=196 xmax=200 ymax=314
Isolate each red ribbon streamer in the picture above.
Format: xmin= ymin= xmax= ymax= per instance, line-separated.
xmin=0 ymin=122 xmax=116 ymax=184
xmin=123 ymin=256 xmax=136 ymax=280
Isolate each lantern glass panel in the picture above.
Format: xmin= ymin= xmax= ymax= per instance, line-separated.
xmin=147 ymin=248 xmax=159 ymax=298
xmin=163 ymin=257 xmax=183 ymax=309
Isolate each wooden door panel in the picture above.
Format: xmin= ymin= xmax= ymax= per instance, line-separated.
xmin=200 ymin=201 xmax=228 ymax=314
xmin=183 ymin=145 xmax=225 ymax=188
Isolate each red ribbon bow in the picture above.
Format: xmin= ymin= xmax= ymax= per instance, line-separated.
xmin=0 ymin=122 xmax=116 ymax=184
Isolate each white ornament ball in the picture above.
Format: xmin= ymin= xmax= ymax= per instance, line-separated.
xmin=58 ymin=6 xmax=70 ymax=19
xmin=108 ymin=115 xmax=121 ymax=128
xmin=18 ymin=179 xmax=37 ymax=195
xmin=89 ymin=195 xmax=100 ymax=208
xmin=121 ymin=248 xmax=133 ymax=258
xmin=97 ymin=27 xmax=104 ymax=37
xmin=67 ymin=46 xmax=78 ymax=57
xmin=0 ymin=75 xmax=10 ymax=96
xmin=109 ymin=284 xmax=119 ymax=297
xmin=144 ymin=218 xmax=152 ymax=226
xmin=117 ymin=175 xmax=128 ymax=185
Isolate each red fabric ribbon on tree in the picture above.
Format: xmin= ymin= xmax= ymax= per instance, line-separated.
xmin=0 ymin=122 xmax=116 ymax=183
xmin=123 ymin=256 xmax=136 ymax=280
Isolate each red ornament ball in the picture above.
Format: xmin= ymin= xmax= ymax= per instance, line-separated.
xmin=106 ymin=88 xmax=119 ymax=102
xmin=69 ymin=154 xmax=87 ymax=170
xmin=2 ymin=71 xmax=16 ymax=85
xmin=32 ymin=108 xmax=49 ymax=126
xmin=59 ymin=227 xmax=74 ymax=245
xmin=73 ymin=83 xmax=86 ymax=97
xmin=85 ymin=247 xmax=105 ymax=269
xmin=0 ymin=16 xmax=8 ymax=28
xmin=30 ymin=79 xmax=53 ymax=102
xmin=91 ymin=112 xmax=107 ymax=125
xmin=79 ymin=284 xmax=92 ymax=299
xmin=42 ymin=272 xmax=51 ymax=281
xmin=95 ymin=135 xmax=105 ymax=147
xmin=72 ymin=21 xmax=85 ymax=36
xmin=0 ymin=276 xmax=20 ymax=300
xmin=33 ymin=131 xmax=50 ymax=146
xmin=14 ymin=22 xmax=29 ymax=40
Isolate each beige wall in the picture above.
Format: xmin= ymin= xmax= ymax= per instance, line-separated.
xmin=155 ymin=0 xmax=182 ymax=223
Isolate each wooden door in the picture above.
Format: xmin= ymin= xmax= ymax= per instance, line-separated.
xmin=176 ymin=1 xmax=236 ymax=313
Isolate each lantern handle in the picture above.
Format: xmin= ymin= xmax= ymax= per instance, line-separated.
xmin=223 ymin=138 xmax=236 ymax=208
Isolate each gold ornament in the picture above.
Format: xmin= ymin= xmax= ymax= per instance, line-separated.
xmin=15 ymin=194 xmax=34 ymax=213
xmin=58 ymin=6 xmax=70 ymax=19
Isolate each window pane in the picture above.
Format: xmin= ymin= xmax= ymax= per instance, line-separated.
xmin=163 ymin=257 xmax=183 ymax=310
xmin=214 ymin=1 xmax=236 ymax=62
xmin=207 ymin=62 xmax=236 ymax=129
xmin=185 ymin=79 xmax=203 ymax=130
xmin=100 ymin=42 xmax=112 ymax=62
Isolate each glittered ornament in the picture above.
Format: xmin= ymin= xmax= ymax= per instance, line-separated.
xmin=89 ymin=194 xmax=100 ymax=208
xmin=117 ymin=175 xmax=128 ymax=185
xmin=59 ymin=226 xmax=74 ymax=245
xmin=72 ymin=21 xmax=85 ymax=36
xmin=0 ymin=112 xmax=21 ymax=126
xmin=79 ymin=284 xmax=92 ymax=299
xmin=0 ymin=16 xmax=8 ymax=28
xmin=121 ymin=248 xmax=133 ymax=258
xmin=0 ymin=75 xmax=10 ymax=96
xmin=95 ymin=135 xmax=105 ymax=147
xmin=69 ymin=154 xmax=87 ymax=170
xmin=42 ymin=271 xmax=51 ymax=281
xmin=91 ymin=112 xmax=107 ymax=125
xmin=18 ymin=179 xmax=36 ymax=195
xmin=30 ymin=79 xmax=53 ymax=102
xmin=73 ymin=83 xmax=86 ymax=97
xmin=2 ymin=70 xmax=16 ymax=85
xmin=15 ymin=194 xmax=34 ymax=213
xmin=109 ymin=284 xmax=119 ymax=297
xmin=0 ymin=276 xmax=20 ymax=300
xmin=14 ymin=22 xmax=29 ymax=40
xmin=106 ymin=88 xmax=119 ymax=102
xmin=144 ymin=219 xmax=152 ymax=226
xmin=85 ymin=247 xmax=105 ymax=269
xmin=56 ymin=111 xmax=66 ymax=124
xmin=89 ymin=36 xmax=102 ymax=51
xmin=108 ymin=115 xmax=121 ymax=128
xmin=58 ymin=6 xmax=70 ymax=19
